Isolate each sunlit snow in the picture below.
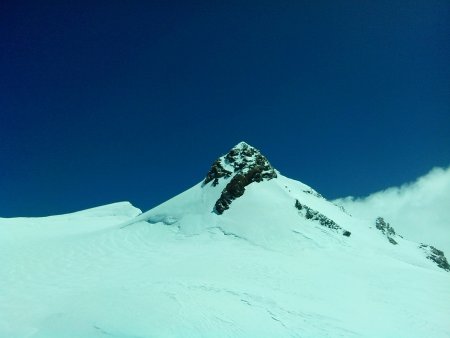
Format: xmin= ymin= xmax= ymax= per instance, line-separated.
xmin=1 ymin=145 xmax=449 ymax=338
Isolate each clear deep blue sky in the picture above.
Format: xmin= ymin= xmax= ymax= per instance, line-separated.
xmin=1 ymin=1 xmax=449 ymax=217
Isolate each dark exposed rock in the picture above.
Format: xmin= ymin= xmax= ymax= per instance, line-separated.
xmin=388 ymin=237 xmax=398 ymax=245
xmin=214 ymin=175 xmax=247 ymax=214
xmin=375 ymin=217 xmax=398 ymax=245
xmin=203 ymin=160 xmax=232 ymax=187
xmin=206 ymin=142 xmax=277 ymax=214
xmin=303 ymin=189 xmax=323 ymax=199
xmin=419 ymin=244 xmax=450 ymax=272
xmin=294 ymin=199 xmax=350 ymax=237
xmin=214 ymin=165 xmax=276 ymax=214
xmin=204 ymin=142 xmax=276 ymax=186
xmin=375 ymin=217 xmax=396 ymax=236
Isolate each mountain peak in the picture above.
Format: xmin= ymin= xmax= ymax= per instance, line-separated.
xmin=203 ymin=142 xmax=277 ymax=214
xmin=232 ymin=141 xmax=252 ymax=150
xmin=203 ymin=142 xmax=277 ymax=187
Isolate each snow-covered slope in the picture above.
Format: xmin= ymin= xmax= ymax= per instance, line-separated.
xmin=1 ymin=142 xmax=449 ymax=338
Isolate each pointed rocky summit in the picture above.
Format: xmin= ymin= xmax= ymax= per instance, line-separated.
xmin=203 ymin=142 xmax=277 ymax=214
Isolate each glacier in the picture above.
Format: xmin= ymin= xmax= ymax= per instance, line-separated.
xmin=1 ymin=142 xmax=449 ymax=338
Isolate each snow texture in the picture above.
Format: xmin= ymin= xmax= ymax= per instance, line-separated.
xmin=1 ymin=143 xmax=450 ymax=338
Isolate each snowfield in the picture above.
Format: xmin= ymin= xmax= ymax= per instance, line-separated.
xmin=1 ymin=143 xmax=449 ymax=338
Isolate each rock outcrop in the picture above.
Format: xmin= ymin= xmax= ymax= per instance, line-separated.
xmin=203 ymin=142 xmax=277 ymax=214
xmin=419 ymin=244 xmax=450 ymax=272
xmin=295 ymin=199 xmax=351 ymax=237
xmin=204 ymin=160 xmax=232 ymax=187
xmin=375 ymin=217 xmax=398 ymax=245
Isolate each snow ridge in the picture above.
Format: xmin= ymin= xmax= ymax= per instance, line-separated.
xmin=3 ymin=142 xmax=450 ymax=338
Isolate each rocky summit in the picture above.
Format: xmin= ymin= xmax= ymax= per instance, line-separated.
xmin=203 ymin=142 xmax=277 ymax=214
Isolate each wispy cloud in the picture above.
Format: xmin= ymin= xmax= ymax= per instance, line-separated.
xmin=334 ymin=166 xmax=450 ymax=254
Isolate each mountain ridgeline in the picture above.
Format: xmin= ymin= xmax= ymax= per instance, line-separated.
xmin=3 ymin=141 xmax=450 ymax=338
xmin=199 ymin=142 xmax=449 ymax=272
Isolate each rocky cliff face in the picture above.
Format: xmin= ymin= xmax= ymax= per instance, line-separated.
xmin=295 ymin=199 xmax=351 ymax=237
xmin=419 ymin=244 xmax=450 ymax=271
xmin=375 ymin=217 xmax=398 ymax=245
xmin=203 ymin=142 xmax=277 ymax=214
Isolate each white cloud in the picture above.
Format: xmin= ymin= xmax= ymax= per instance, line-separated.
xmin=334 ymin=166 xmax=450 ymax=254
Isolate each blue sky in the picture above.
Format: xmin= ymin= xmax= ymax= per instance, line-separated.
xmin=1 ymin=1 xmax=449 ymax=216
